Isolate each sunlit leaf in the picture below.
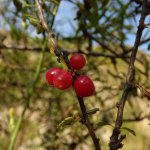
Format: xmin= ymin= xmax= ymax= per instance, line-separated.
xmin=59 ymin=56 xmax=69 ymax=71
xmin=52 ymin=5 xmax=58 ymax=16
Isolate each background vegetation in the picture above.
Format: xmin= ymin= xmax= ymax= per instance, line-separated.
xmin=0 ymin=0 xmax=150 ymax=150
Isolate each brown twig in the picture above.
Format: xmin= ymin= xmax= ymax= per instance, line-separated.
xmin=109 ymin=1 xmax=148 ymax=149
xmin=35 ymin=0 xmax=62 ymax=58
xmin=125 ymin=37 xmax=150 ymax=53
xmin=77 ymin=95 xmax=101 ymax=150
xmin=0 ymin=43 xmax=128 ymax=58
xmin=2 ymin=44 xmax=144 ymax=66
xmin=34 ymin=0 xmax=101 ymax=149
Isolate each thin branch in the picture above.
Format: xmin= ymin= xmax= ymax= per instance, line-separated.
xmin=35 ymin=0 xmax=62 ymax=57
xmin=77 ymin=95 xmax=101 ymax=150
xmin=0 ymin=43 xmax=124 ymax=58
xmin=125 ymin=37 xmax=150 ymax=53
xmin=109 ymin=0 xmax=148 ymax=149
xmin=2 ymin=44 xmax=144 ymax=62
xmin=1 ymin=43 xmax=147 ymax=75
xmin=81 ymin=28 xmax=119 ymax=56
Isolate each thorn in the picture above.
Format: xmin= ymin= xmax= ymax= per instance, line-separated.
xmin=116 ymin=102 xmax=120 ymax=108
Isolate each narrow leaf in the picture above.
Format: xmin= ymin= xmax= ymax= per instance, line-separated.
xmin=57 ymin=117 xmax=79 ymax=129
xmin=22 ymin=14 xmax=37 ymax=20
xmin=87 ymin=108 xmax=99 ymax=115
xmin=44 ymin=0 xmax=59 ymax=5
xmin=121 ymin=127 xmax=136 ymax=136
xmin=107 ymin=69 xmax=123 ymax=79
xmin=23 ymin=1 xmax=37 ymax=7
xmin=59 ymin=56 xmax=69 ymax=71
xmin=94 ymin=122 xmax=113 ymax=129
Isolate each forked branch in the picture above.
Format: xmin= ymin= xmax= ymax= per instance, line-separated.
xmin=109 ymin=0 xmax=149 ymax=149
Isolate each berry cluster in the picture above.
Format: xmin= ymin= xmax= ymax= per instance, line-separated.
xmin=46 ymin=54 xmax=95 ymax=97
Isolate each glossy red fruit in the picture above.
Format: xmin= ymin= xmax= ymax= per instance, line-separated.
xmin=46 ymin=68 xmax=62 ymax=85
xmin=53 ymin=70 xmax=73 ymax=90
xmin=69 ymin=54 xmax=86 ymax=70
xmin=74 ymin=76 xmax=95 ymax=97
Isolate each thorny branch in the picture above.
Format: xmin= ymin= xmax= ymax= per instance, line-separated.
xmin=109 ymin=0 xmax=149 ymax=149
xmin=34 ymin=0 xmax=101 ymax=149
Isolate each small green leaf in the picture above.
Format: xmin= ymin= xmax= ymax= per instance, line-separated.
xmin=22 ymin=21 xmax=27 ymax=29
xmin=107 ymin=69 xmax=123 ymax=79
xmin=148 ymin=123 xmax=150 ymax=125
xmin=124 ymin=25 xmax=134 ymax=30
xmin=121 ymin=127 xmax=136 ymax=136
xmin=23 ymin=1 xmax=37 ymax=7
xmin=44 ymin=0 xmax=59 ymax=5
xmin=94 ymin=122 xmax=113 ymax=129
xmin=36 ymin=25 xmax=44 ymax=34
xmin=87 ymin=108 xmax=99 ymax=115
xmin=52 ymin=5 xmax=58 ymax=16
xmin=13 ymin=0 xmax=22 ymax=9
xmin=57 ymin=117 xmax=79 ymax=129
xmin=29 ymin=18 xmax=40 ymax=27
xmin=22 ymin=14 xmax=38 ymax=20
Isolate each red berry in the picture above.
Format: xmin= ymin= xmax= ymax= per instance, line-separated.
xmin=53 ymin=70 xmax=73 ymax=90
xmin=69 ymin=54 xmax=86 ymax=70
xmin=74 ymin=76 xmax=95 ymax=97
xmin=46 ymin=68 xmax=62 ymax=85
